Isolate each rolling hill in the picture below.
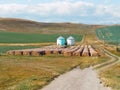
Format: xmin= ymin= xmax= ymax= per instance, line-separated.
xmin=0 ymin=18 xmax=102 ymax=34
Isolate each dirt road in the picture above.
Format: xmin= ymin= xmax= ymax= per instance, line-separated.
xmin=42 ymin=67 xmax=111 ymax=90
xmin=42 ymin=48 xmax=120 ymax=90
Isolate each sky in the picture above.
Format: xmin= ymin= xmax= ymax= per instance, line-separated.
xmin=0 ymin=0 xmax=120 ymax=24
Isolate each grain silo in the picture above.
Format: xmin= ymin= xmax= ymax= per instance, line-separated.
xmin=57 ymin=36 xmax=66 ymax=46
xmin=67 ymin=36 xmax=75 ymax=46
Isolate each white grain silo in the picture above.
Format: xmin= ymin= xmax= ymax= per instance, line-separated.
xmin=57 ymin=36 xmax=66 ymax=46
xmin=67 ymin=36 xmax=75 ymax=46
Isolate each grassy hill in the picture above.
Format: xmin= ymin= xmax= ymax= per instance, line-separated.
xmin=0 ymin=18 xmax=102 ymax=34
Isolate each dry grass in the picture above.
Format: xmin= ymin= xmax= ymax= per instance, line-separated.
xmin=0 ymin=55 xmax=108 ymax=90
xmin=104 ymin=45 xmax=120 ymax=56
xmin=99 ymin=63 xmax=120 ymax=90
xmin=0 ymin=18 xmax=102 ymax=34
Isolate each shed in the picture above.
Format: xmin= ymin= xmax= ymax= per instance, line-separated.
xmin=57 ymin=36 xmax=66 ymax=46
xmin=67 ymin=36 xmax=75 ymax=46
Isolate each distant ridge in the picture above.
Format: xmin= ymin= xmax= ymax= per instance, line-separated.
xmin=0 ymin=18 xmax=103 ymax=34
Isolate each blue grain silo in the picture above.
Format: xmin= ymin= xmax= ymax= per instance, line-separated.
xmin=57 ymin=36 xmax=66 ymax=46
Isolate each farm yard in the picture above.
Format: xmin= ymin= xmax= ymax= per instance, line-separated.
xmin=0 ymin=18 xmax=120 ymax=90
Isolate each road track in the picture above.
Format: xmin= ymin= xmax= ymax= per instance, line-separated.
xmin=41 ymin=48 xmax=119 ymax=90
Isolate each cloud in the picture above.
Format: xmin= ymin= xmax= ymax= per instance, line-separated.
xmin=0 ymin=1 xmax=94 ymax=16
xmin=0 ymin=4 xmax=26 ymax=15
xmin=94 ymin=5 xmax=120 ymax=18
xmin=0 ymin=1 xmax=119 ymax=24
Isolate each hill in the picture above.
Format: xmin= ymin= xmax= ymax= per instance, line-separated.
xmin=0 ymin=18 xmax=102 ymax=34
xmin=96 ymin=26 xmax=120 ymax=45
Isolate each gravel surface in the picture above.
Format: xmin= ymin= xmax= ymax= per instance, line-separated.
xmin=42 ymin=67 xmax=111 ymax=90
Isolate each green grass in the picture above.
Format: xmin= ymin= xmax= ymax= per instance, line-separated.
xmin=0 ymin=31 xmax=82 ymax=43
xmin=96 ymin=26 xmax=120 ymax=45
xmin=0 ymin=55 xmax=109 ymax=90
xmin=99 ymin=63 xmax=120 ymax=90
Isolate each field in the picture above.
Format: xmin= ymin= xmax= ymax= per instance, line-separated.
xmin=0 ymin=18 xmax=118 ymax=90
xmin=96 ymin=26 xmax=120 ymax=90
xmin=96 ymin=26 xmax=120 ymax=45
xmin=99 ymin=63 xmax=120 ymax=90
xmin=0 ymin=55 xmax=109 ymax=90
xmin=0 ymin=31 xmax=82 ymax=43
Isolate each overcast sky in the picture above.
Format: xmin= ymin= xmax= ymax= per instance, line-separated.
xmin=0 ymin=0 xmax=120 ymax=24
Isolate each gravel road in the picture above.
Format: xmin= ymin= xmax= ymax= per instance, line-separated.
xmin=41 ymin=67 xmax=111 ymax=90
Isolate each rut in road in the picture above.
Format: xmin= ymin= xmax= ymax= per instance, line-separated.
xmin=41 ymin=67 xmax=111 ymax=90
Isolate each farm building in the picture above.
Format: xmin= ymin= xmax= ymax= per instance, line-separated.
xmin=67 ymin=36 xmax=75 ymax=46
xmin=57 ymin=36 xmax=66 ymax=46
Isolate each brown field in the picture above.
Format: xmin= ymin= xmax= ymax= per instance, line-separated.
xmin=0 ymin=55 xmax=109 ymax=90
xmin=0 ymin=18 xmax=102 ymax=34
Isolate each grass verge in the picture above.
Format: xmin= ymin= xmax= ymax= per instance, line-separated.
xmin=0 ymin=55 xmax=109 ymax=90
xmin=99 ymin=63 xmax=120 ymax=90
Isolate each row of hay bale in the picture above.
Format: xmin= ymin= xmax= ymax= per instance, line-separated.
xmin=62 ymin=45 xmax=102 ymax=57
xmin=88 ymin=45 xmax=98 ymax=56
xmin=7 ymin=45 xmax=103 ymax=57
xmin=82 ymin=45 xmax=89 ymax=56
xmin=7 ymin=49 xmax=45 ymax=56
xmin=73 ymin=45 xmax=84 ymax=56
xmin=63 ymin=46 xmax=80 ymax=56
xmin=7 ymin=46 xmax=64 ymax=56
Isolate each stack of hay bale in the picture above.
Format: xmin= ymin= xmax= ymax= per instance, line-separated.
xmin=6 ymin=45 xmax=103 ymax=57
xmin=63 ymin=46 xmax=79 ymax=56
xmin=88 ymin=45 xmax=98 ymax=56
xmin=82 ymin=45 xmax=89 ymax=56
xmin=73 ymin=45 xmax=84 ymax=56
